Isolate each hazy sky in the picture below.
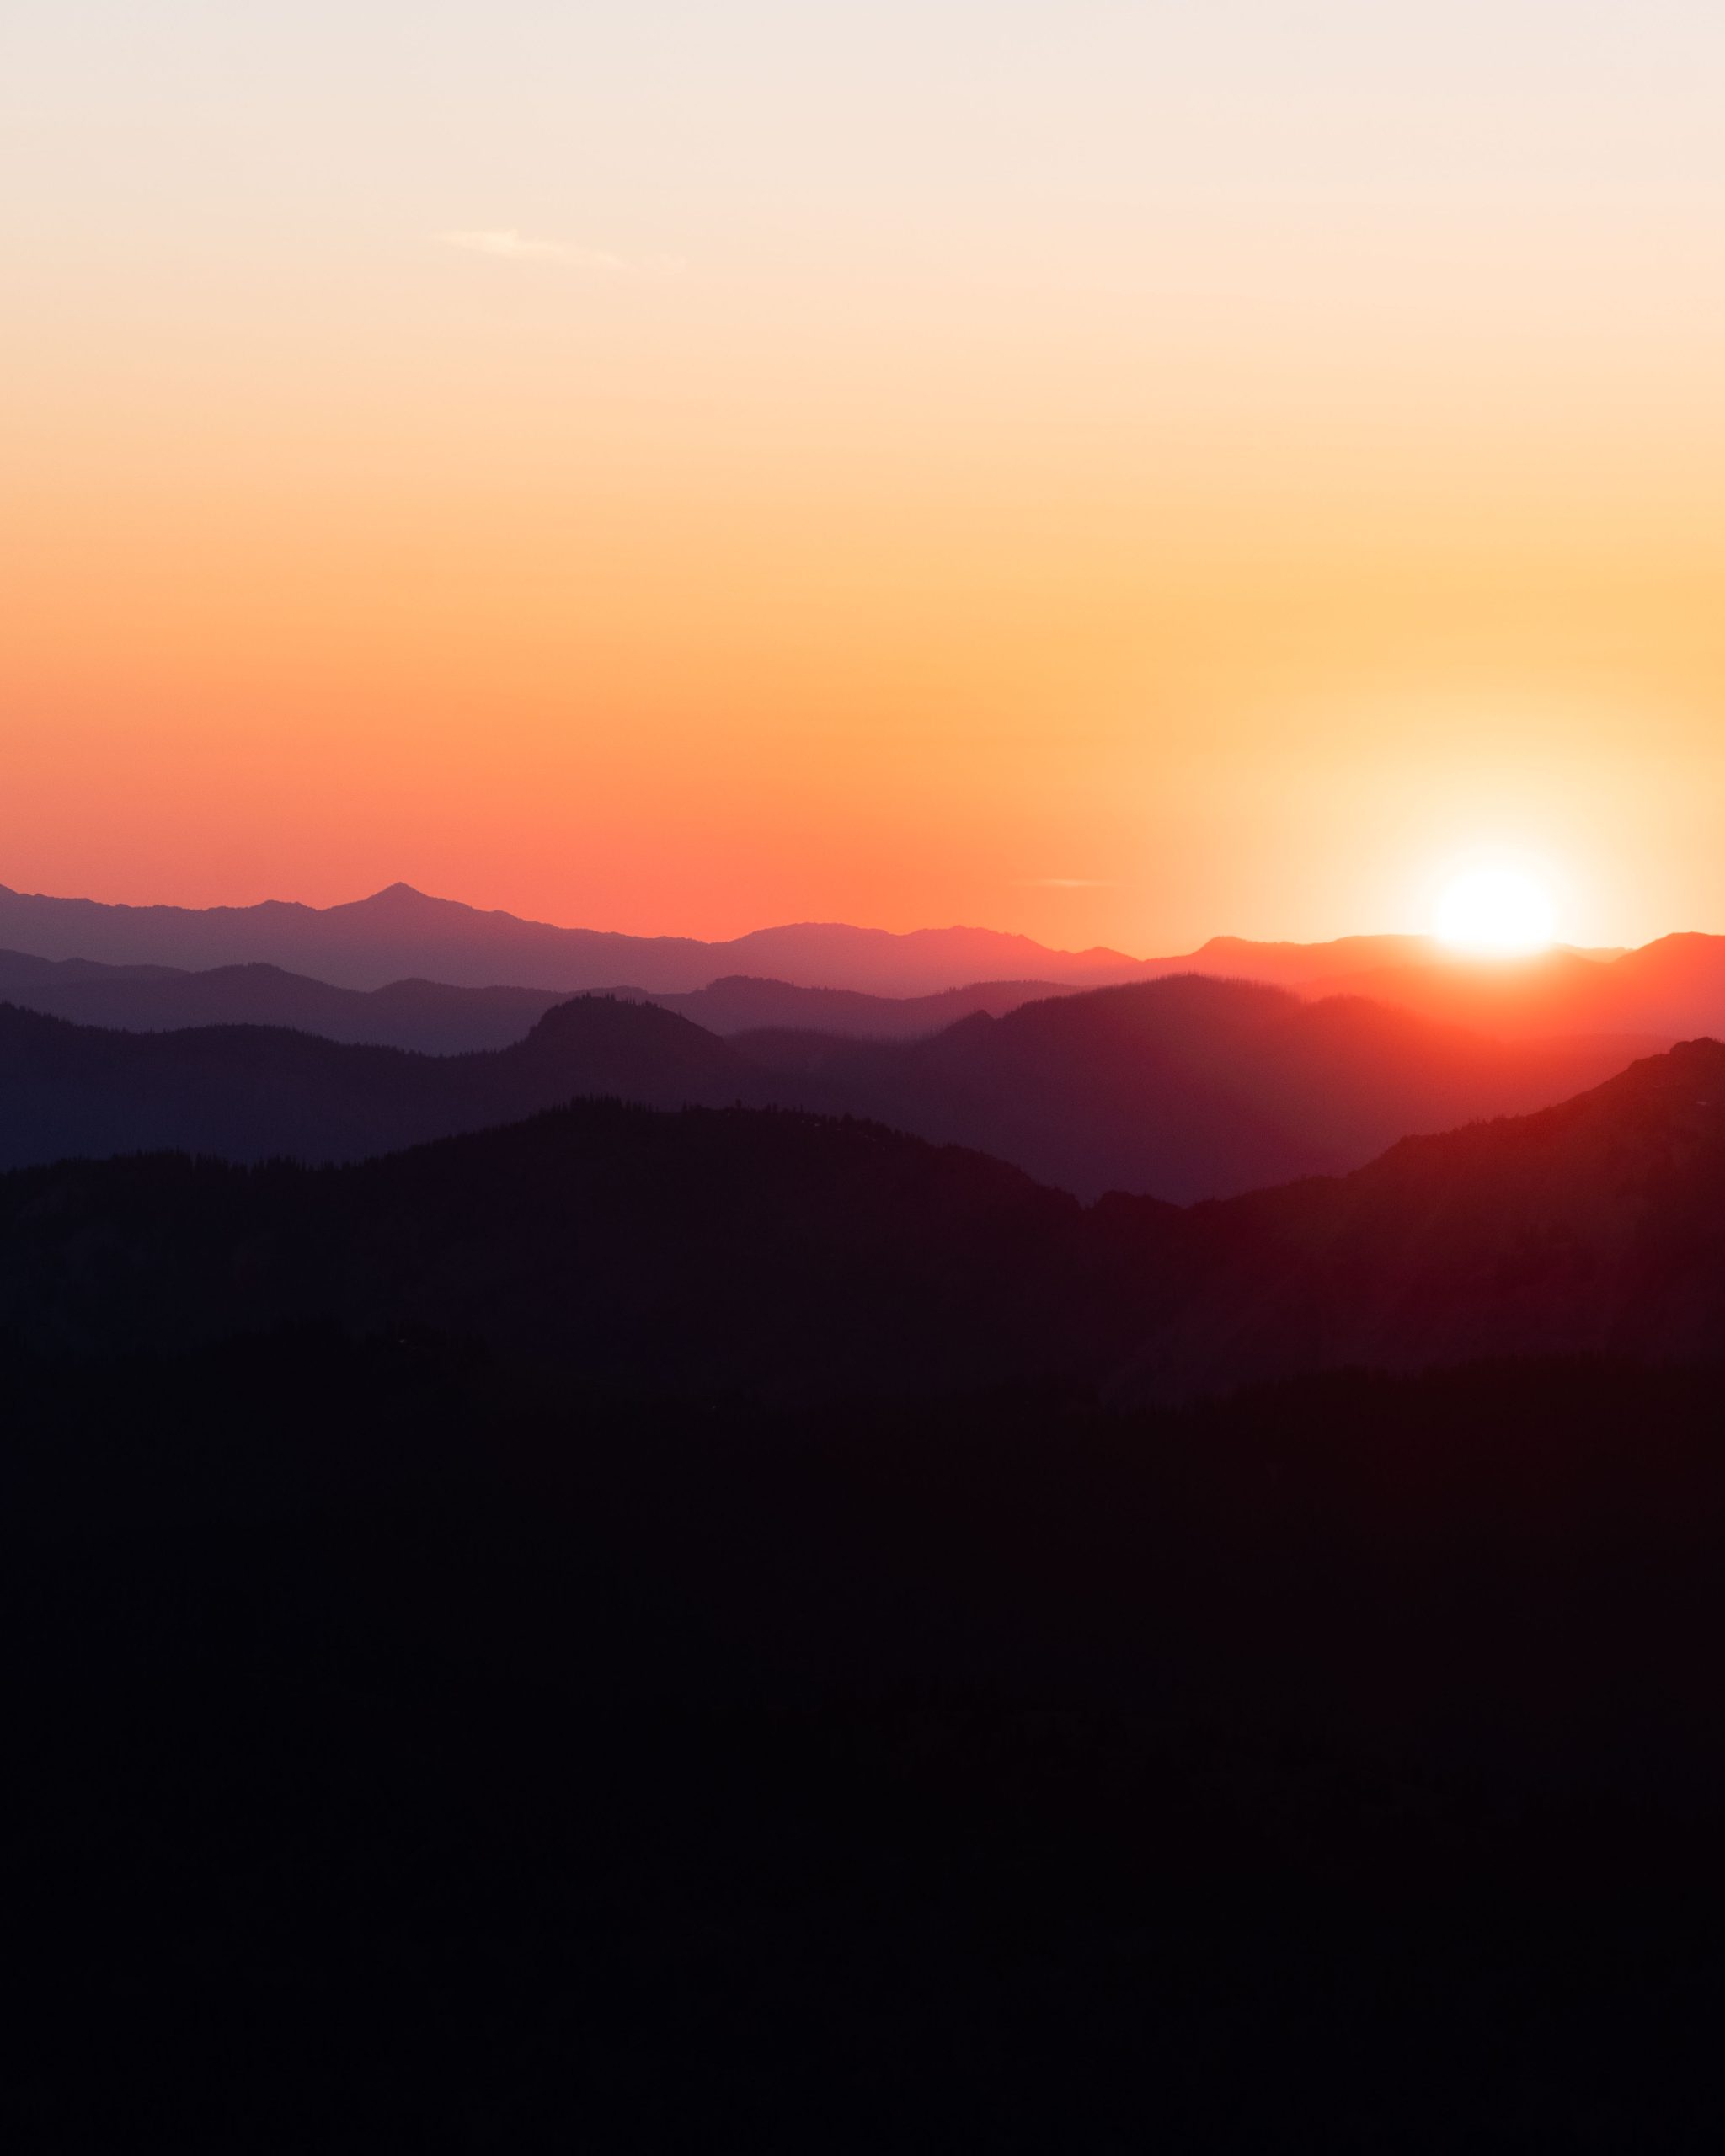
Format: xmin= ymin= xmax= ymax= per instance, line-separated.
xmin=7 ymin=1 xmax=1725 ymax=948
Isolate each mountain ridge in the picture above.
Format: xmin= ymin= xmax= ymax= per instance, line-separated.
xmin=0 ymin=975 xmax=1652 ymax=1199
xmin=4 ymin=1038 xmax=1725 ymax=1401
xmin=0 ymin=882 xmax=1149 ymax=995
xmin=0 ymin=948 xmax=1085 ymax=1050
xmin=12 ymin=878 xmax=1725 ymax=1038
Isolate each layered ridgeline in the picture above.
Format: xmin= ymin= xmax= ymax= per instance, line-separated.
xmin=3 ymin=1038 xmax=1723 ymax=1399
xmin=12 ymin=883 xmax=1725 ymax=1043
xmin=0 ymin=948 xmax=1068 ymax=1052
xmin=0 ymin=995 xmax=751 ymax=1170
xmin=730 ymin=976 xmax=1646 ymax=1200
xmin=0 ymin=977 xmax=1642 ymax=1198
xmin=0 ymin=882 xmax=1145 ymax=996
xmin=1240 ymin=932 xmax=1725 ymax=1040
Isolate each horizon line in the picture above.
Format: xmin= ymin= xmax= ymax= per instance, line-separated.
xmin=0 ymin=878 xmax=1657 ymax=962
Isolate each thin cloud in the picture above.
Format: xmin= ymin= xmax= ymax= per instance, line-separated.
xmin=439 ymin=229 xmax=682 ymax=277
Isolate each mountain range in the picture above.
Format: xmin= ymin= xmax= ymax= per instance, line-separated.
xmin=0 ymin=994 xmax=745 ymax=1172
xmin=4 ymin=1038 xmax=1722 ymax=1401
xmin=731 ymin=974 xmax=1648 ymax=1199
xmin=1266 ymin=935 xmax=1725 ymax=1038
xmin=0 ymin=976 xmax=1648 ymax=1200
xmin=0 ymin=881 xmax=1146 ymax=996
xmin=13 ymin=878 xmax=1725 ymax=2153
xmin=12 ymin=880 xmax=1725 ymax=1047
xmin=0 ymin=947 xmax=1072 ymax=1052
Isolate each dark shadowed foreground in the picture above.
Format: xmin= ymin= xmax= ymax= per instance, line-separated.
xmin=10 ymin=1044 xmax=1725 ymax=2148
xmin=6 ymin=1337 xmax=1725 ymax=2149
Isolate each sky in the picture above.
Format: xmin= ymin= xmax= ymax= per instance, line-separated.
xmin=6 ymin=1 xmax=1725 ymax=953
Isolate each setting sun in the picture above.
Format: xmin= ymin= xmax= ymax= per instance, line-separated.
xmin=1434 ymin=867 xmax=1557 ymax=956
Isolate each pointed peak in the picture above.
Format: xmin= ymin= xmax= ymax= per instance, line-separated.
xmin=345 ymin=883 xmax=467 ymax=917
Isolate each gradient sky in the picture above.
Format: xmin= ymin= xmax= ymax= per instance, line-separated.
xmin=7 ymin=2 xmax=1725 ymax=951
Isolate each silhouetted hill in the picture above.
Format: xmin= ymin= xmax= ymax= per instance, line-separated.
xmin=733 ymin=974 xmax=1647 ymax=1200
xmin=1319 ymin=947 xmax=1636 ymax=1033
xmin=1322 ymin=932 xmax=1725 ymax=1041
xmin=0 ymin=995 xmax=757 ymax=1170
xmin=1135 ymin=1034 xmax=1725 ymax=1396
xmin=6 ymin=1041 xmax=1725 ymax=1398
xmin=0 ymin=881 xmax=1147 ymax=995
xmin=638 ymin=973 xmax=1075 ymax=1036
xmin=0 ymin=949 xmax=569 ymax=1052
xmin=0 ymin=975 xmax=1648 ymax=1199
xmin=1169 ymin=934 xmax=1725 ymax=1049
xmin=1188 ymin=931 xmax=1631 ymax=990
xmin=0 ymin=949 xmax=1077 ymax=1051
xmin=1185 ymin=931 xmax=1445 ymax=985
xmin=0 ymin=1100 xmax=1179 ymax=1395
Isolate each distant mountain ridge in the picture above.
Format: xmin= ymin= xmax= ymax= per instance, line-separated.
xmin=1308 ymin=935 xmax=1725 ymax=1041
xmin=12 ymin=878 xmax=1725 ymax=1042
xmin=0 ymin=882 xmax=1147 ymax=996
xmin=0 ymin=952 xmax=569 ymax=1054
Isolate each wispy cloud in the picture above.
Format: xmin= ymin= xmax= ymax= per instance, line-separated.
xmin=1018 ymin=878 xmax=1119 ymax=889
xmin=439 ymin=229 xmax=683 ymax=277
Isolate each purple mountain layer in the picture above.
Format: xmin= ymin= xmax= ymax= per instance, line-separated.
xmin=0 ymin=883 xmax=1148 ymax=997
xmin=8 ymin=881 xmax=1725 ymax=1042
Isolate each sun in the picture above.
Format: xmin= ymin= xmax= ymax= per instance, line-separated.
xmin=1434 ymin=867 xmax=1557 ymax=956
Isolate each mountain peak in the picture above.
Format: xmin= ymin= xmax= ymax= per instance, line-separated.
xmin=360 ymin=882 xmax=436 ymax=907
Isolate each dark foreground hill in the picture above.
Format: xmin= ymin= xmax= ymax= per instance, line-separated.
xmin=0 ymin=974 xmax=1645 ymax=1200
xmin=1136 ymin=1034 xmax=1725 ymax=1394
xmin=6 ymin=1039 xmax=1725 ymax=1398
xmin=0 ymin=1099 xmax=1173 ymax=1394
xmin=13 ymin=1048 xmax=1725 ymax=2144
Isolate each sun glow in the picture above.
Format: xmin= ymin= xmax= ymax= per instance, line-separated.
xmin=1435 ymin=867 xmax=1557 ymax=956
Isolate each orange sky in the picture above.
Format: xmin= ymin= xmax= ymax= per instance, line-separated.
xmin=6 ymin=3 xmax=1725 ymax=953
